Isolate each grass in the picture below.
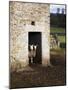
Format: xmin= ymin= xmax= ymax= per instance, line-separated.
xmin=50 ymin=47 xmax=65 ymax=55
xmin=50 ymin=48 xmax=65 ymax=52
xmin=50 ymin=27 xmax=65 ymax=33
xmin=58 ymin=36 xmax=66 ymax=43
xmin=50 ymin=27 xmax=66 ymax=43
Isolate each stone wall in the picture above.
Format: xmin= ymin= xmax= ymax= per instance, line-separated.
xmin=9 ymin=1 xmax=50 ymax=71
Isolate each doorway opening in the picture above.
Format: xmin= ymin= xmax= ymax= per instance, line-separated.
xmin=28 ymin=32 xmax=42 ymax=65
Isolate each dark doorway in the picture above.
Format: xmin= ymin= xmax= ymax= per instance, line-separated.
xmin=28 ymin=32 xmax=42 ymax=65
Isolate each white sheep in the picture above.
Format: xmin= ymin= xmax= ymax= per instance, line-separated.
xmin=28 ymin=45 xmax=38 ymax=63
xmin=33 ymin=45 xmax=37 ymax=57
xmin=28 ymin=45 xmax=34 ymax=63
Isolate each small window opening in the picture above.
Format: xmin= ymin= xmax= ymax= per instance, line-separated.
xmin=31 ymin=21 xmax=35 ymax=25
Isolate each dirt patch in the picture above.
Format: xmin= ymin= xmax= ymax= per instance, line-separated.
xmin=10 ymin=66 xmax=66 ymax=88
xmin=10 ymin=51 xmax=66 ymax=89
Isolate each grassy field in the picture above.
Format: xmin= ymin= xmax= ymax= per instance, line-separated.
xmin=58 ymin=36 xmax=65 ymax=43
xmin=50 ymin=27 xmax=65 ymax=33
xmin=50 ymin=27 xmax=66 ymax=43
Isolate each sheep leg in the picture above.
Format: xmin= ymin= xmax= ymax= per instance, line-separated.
xmin=31 ymin=57 xmax=33 ymax=63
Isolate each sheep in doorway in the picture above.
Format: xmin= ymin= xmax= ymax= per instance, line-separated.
xmin=28 ymin=45 xmax=38 ymax=64
xmin=28 ymin=45 xmax=34 ymax=63
xmin=33 ymin=45 xmax=38 ymax=57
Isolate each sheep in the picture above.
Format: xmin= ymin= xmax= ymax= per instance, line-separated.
xmin=28 ymin=45 xmax=38 ymax=64
xmin=33 ymin=45 xmax=37 ymax=57
xmin=28 ymin=45 xmax=34 ymax=63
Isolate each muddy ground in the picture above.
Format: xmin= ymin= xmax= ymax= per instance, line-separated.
xmin=10 ymin=51 xmax=66 ymax=89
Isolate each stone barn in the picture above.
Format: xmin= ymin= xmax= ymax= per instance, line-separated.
xmin=9 ymin=1 xmax=50 ymax=71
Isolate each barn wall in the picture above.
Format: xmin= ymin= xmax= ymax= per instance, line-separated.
xmin=9 ymin=1 xmax=50 ymax=70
